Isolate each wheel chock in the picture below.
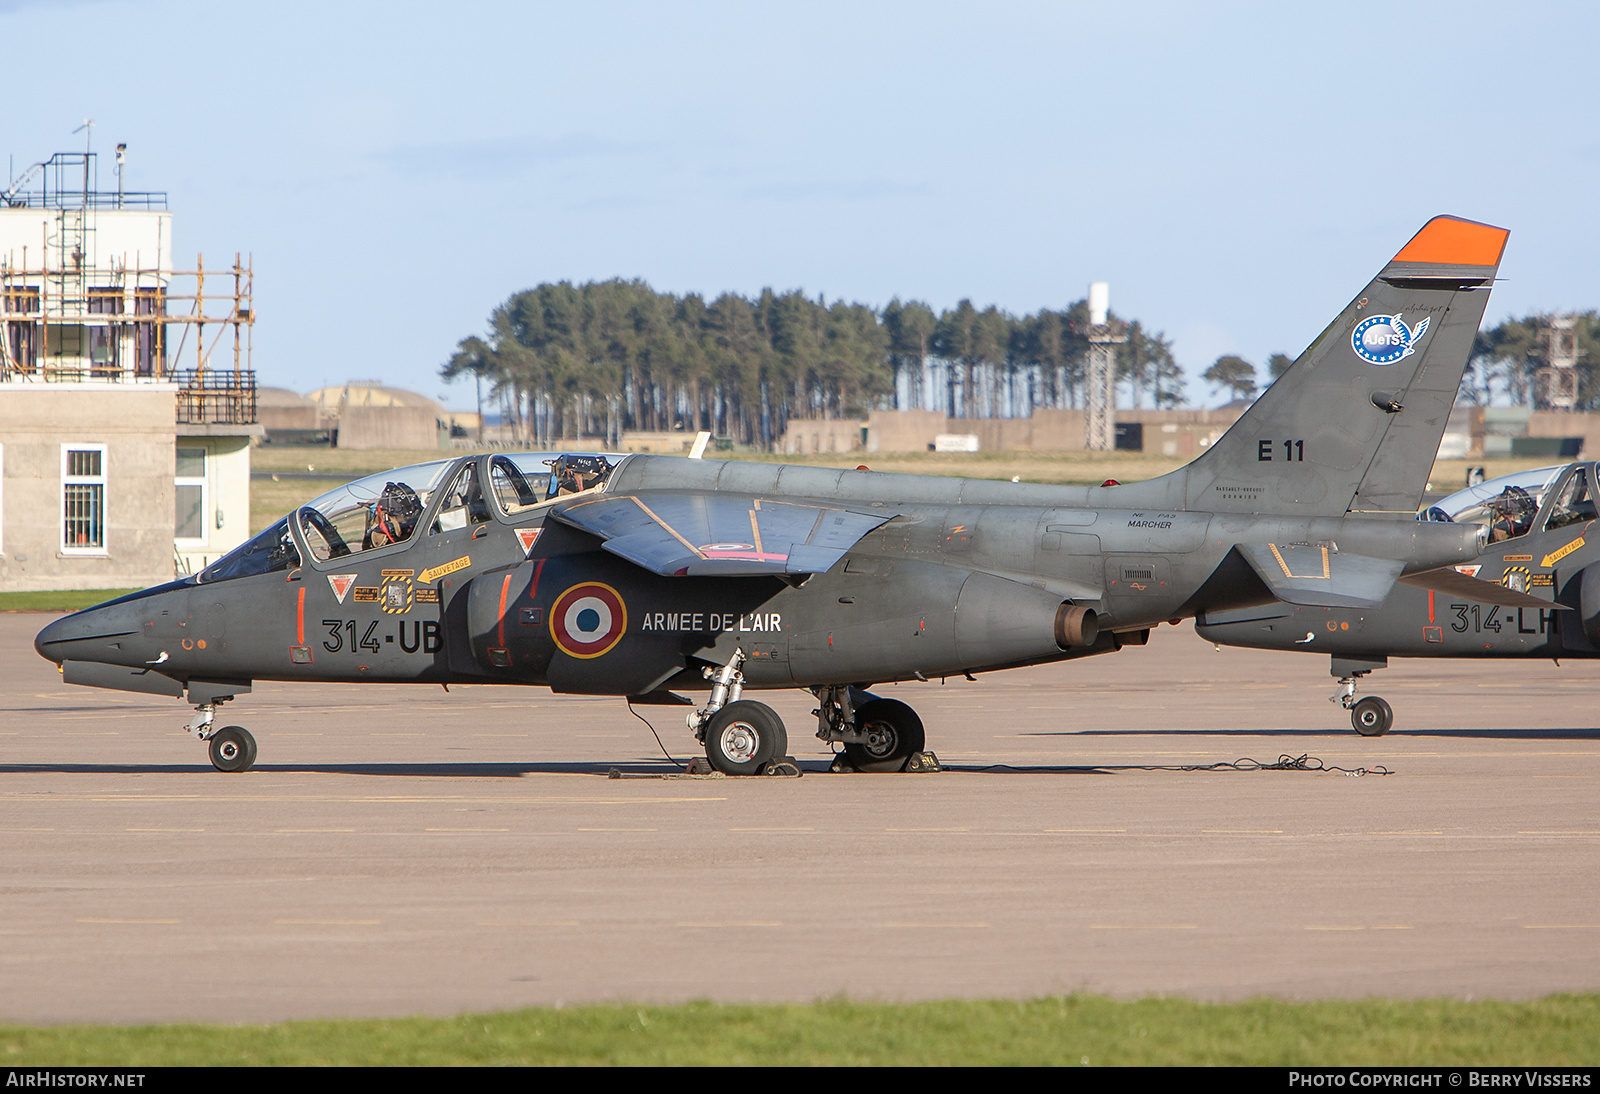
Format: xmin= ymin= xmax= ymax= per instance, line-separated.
xmin=904 ymin=751 xmax=941 ymax=773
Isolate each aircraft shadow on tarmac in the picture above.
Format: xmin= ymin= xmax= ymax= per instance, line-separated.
xmin=5 ymin=726 xmax=1596 ymax=779
xmin=1033 ymin=728 xmax=1600 ymax=740
xmin=0 ymin=760 xmax=1178 ymax=778
xmin=0 ymin=759 xmax=1385 ymax=779
xmin=0 ymin=760 xmax=1096 ymax=777
xmin=0 ymin=761 xmax=646 ymax=777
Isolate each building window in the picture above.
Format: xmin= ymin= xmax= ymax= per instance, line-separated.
xmin=175 ymin=445 xmax=207 ymax=544
xmin=3 ymin=285 xmax=39 ymax=378
xmin=133 ymin=287 xmax=166 ymax=377
xmin=61 ymin=444 xmax=107 ymax=553
xmin=88 ymin=287 xmax=124 ymax=375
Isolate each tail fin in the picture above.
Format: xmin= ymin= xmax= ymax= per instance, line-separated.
xmin=1125 ymin=216 xmax=1507 ymax=517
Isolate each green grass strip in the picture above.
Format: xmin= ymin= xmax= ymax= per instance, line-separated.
xmin=5 ymin=995 xmax=1600 ymax=1066
xmin=0 ymin=589 xmax=139 ymax=613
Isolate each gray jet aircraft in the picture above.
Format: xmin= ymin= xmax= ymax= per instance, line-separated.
xmin=1197 ymin=461 xmax=1596 ymax=735
xmin=35 ymin=215 xmax=1514 ymax=774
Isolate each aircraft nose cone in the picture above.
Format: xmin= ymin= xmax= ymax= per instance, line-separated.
xmin=34 ymin=609 xmax=99 ymax=664
xmin=33 ymin=594 xmax=150 ymax=666
xmin=35 ymin=618 xmax=57 ymax=662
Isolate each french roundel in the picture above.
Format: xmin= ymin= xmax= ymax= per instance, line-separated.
xmin=550 ymin=582 xmax=627 ymax=659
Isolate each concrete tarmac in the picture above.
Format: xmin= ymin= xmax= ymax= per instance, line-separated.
xmin=2 ymin=611 xmax=1597 ymax=1024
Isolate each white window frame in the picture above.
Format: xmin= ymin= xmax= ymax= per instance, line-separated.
xmin=174 ymin=443 xmax=209 ymax=548
xmin=60 ymin=443 xmax=108 ymax=555
xmin=0 ymin=441 xmax=5 ymax=556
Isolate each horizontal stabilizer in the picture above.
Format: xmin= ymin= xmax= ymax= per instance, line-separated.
xmin=552 ymin=492 xmax=892 ymax=577
xmin=1237 ymin=543 xmax=1404 ymax=609
xmin=1396 ymin=566 xmax=1570 ymax=609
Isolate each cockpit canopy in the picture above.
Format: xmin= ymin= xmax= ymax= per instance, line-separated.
xmin=1420 ymin=463 xmax=1596 ymax=543
xmin=196 ymin=515 xmax=301 ymax=584
xmin=295 ymin=460 xmax=456 ymax=562
xmin=194 ymin=451 xmax=622 ymax=583
xmin=492 ymin=452 xmax=617 ymax=512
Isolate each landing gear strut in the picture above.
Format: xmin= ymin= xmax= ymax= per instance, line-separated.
xmin=185 ymin=699 xmax=258 ymax=772
xmin=687 ymin=648 xmax=788 ymax=775
xmin=1332 ymin=673 xmax=1392 ymax=737
xmin=814 ymin=685 xmax=931 ymax=772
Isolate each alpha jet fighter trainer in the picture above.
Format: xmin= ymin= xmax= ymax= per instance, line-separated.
xmin=37 ymin=215 xmax=1513 ymax=774
xmin=1197 ymin=462 xmax=1596 ymax=735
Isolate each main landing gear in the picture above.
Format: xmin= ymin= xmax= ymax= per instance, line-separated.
xmin=688 ymin=650 xmax=790 ymax=775
xmin=685 ymin=649 xmax=936 ymax=775
xmin=186 ymin=700 xmax=258 ymax=772
xmin=1332 ymin=674 xmax=1393 ymax=737
xmin=813 ymin=685 xmax=929 ymax=772
xmin=703 ymin=701 xmax=788 ymax=776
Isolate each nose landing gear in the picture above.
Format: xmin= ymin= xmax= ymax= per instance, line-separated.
xmin=1332 ymin=671 xmax=1393 ymax=737
xmin=185 ymin=699 xmax=258 ymax=772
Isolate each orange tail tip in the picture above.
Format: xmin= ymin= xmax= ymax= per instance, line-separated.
xmin=1392 ymin=215 xmax=1509 ymax=267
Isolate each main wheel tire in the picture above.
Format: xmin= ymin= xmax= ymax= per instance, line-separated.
xmin=1350 ymin=696 xmax=1393 ymax=737
xmin=209 ymin=725 xmax=257 ymax=772
xmin=843 ymin=698 xmax=926 ymax=773
xmin=704 ymin=701 xmax=787 ymax=776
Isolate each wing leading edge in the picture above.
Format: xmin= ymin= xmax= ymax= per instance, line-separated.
xmin=1237 ymin=543 xmax=1564 ymax=610
xmin=1237 ymin=543 xmax=1405 ymax=609
xmin=550 ymin=492 xmax=894 ymax=577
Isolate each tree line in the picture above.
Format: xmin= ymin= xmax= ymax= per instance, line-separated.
xmin=440 ymin=279 xmax=1182 ymax=446
xmin=443 ymin=281 xmax=1600 ymax=444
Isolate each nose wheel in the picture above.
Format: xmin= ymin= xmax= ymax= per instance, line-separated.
xmin=1349 ymin=697 xmax=1392 ymax=737
xmin=1333 ymin=670 xmax=1393 ymax=737
xmin=207 ymin=725 xmax=258 ymax=772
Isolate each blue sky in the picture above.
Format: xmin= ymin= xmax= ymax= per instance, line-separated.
xmin=4 ymin=0 xmax=1595 ymax=409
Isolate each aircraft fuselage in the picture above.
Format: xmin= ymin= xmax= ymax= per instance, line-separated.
xmin=37 ymin=454 xmax=1483 ymax=700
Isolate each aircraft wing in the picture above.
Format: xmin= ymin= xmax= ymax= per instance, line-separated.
xmin=1396 ymin=565 xmax=1569 ymax=609
xmin=550 ymin=492 xmax=894 ymax=577
xmin=1237 ymin=543 xmax=1406 ymax=609
xmin=1237 ymin=544 xmax=1569 ymax=610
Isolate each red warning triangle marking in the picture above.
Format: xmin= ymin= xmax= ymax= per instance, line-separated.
xmin=516 ymin=528 xmax=541 ymax=554
xmin=328 ymin=574 xmax=357 ymax=603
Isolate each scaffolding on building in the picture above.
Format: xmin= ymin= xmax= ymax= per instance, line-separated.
xmin=1538 ymin=316 xmax=1581 ymax=411
xmin=0 ymin=151 xmax=256 ymax=425
xmin=1083 ymin=282 xmax=1124 ymax=450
